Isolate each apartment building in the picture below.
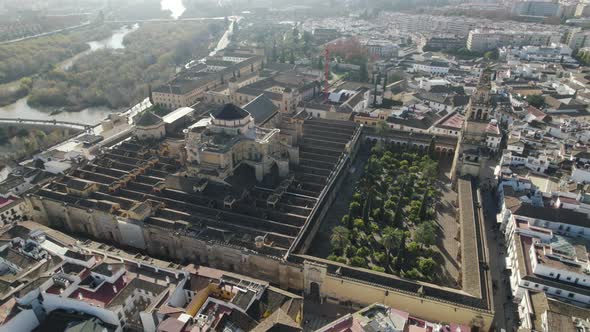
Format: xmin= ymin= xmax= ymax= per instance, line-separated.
xmin=467 ymin=29 xmax=562 ymax=52
xmin=152 ymin=54 xmax=264 ymax=110
xmin=518 ymin=290 xmax=590 ymax=332
xmin=0 ymin=222 xmax=303 ymax=332
xmin=566 ymin=27 xmax=590 ymax=50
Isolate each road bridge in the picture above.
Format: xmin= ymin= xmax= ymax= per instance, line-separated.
xmin=104 ymin=17 xmax=225 ymax=24
xmin=0 ymin=118 xmax=93 ymax=131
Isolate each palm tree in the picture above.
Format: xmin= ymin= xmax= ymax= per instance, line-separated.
xmin=330 ymin=226 xmax=351 ymax=256
xmin=376 ymin=120 xmax=389 ymax=137
xmin=382 ymin=227 xmax=402 ymax=272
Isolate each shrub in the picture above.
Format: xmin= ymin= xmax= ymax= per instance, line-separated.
xmin=335 ymin=256 xmax=348 ymax=264
xmin=353 ymin=218 xmax=365 ymax=229
xmin=402 ymin=268 xmax=422 ymax=280
xmin=349 ymin=201 xmax=361 ymax=217
xmin=350 ymin=256 xmax=367 ymax=268
xmin=344 ymin=245 xmax=357 ymax=257
xmin=371 ymin=265 xmax=385 ymax=272
xmin=356 ymin=246 xmax=370 ymax=257
xmin=418 ymin=257 xmax=436 ymax=275
xmin=369 ymin=222 xmax=379 ymax=233
xmin=373 ymin=252 xmax=386 ymax=264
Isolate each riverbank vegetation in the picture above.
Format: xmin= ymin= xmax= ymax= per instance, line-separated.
xmin=28 ymin=21 xmax=224 ymax=111
xmin=0 ymin=25 xmax=114 ymax=84
xmin=0 ymin=126 xmax=76 ymax=163
xmin=328 ymin=142 xmax=443 ymax=282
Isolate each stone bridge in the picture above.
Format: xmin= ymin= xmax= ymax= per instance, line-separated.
xmin=0 ymin=118 xmax=93 ymax=131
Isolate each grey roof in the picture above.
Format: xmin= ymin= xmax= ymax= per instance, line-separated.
xmin=65 ymin=318 xmax=113 ymax=332
xmin=243 ymin=95 xmax=279 ymax=125
xmin=512 ymin=203 xmax=590 ymax=228
xmin=212 ymin=104 xmax=250 ymax=121
xmin=66 ymin=178 xmax=93 ymax=191
xmin=136 ymin=112 xmax=163 ymax=127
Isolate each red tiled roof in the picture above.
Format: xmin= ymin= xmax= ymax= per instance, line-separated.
xmin=527 ymin=106 xmax=546 ymax=120
xmin=558 ymin=196 xmax=579 ymax=205
xmin=438 ymin=113 xmax=464 ymax=130
xmin=0 ymin=197 xmax=15 ymax=209
xmin=69 ymin=274 xmax=128 ymax=307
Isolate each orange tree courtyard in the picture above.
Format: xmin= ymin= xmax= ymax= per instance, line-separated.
xmin=329 ymin=141 xmax=441 ymax=282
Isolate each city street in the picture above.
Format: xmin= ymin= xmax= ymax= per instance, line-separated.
xmin=481 ymin=187 xmax=518 ymax=331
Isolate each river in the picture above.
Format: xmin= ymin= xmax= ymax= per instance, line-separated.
xmin=0 ymin=25 xmax=139 ymax=125
xmin=61 ymin=24 xmax=139 ymax=70
xmin=0 ymin=0 xmax=241 ymax=126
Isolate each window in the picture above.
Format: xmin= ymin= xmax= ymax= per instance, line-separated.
xmin=567 ymin=277 xmax=572 ymax=281
xmin=549 ymin=273 xmax=554 ymax=277
xmin=542 ymin=287 xmax=548 ymax=291
xmin=569 ymin=293 xmax=575 ymax=298
xmin=556 ymin=290 xmax=562 ymax=295
xmin=524 ymin=282 xmax=530 ymax=286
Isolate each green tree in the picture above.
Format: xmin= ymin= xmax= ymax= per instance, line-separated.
xmin=402 ymin=268 xmax=421 ymax=280
xmin=350 ymin=256 xmax=367 ymax=268
xmin=375 ymin=120 xmax=389 ymax=136
xmin=417 ymin=192 xmax=429 ymax=222
xmin=280 ymin=49 xmax=286 ymax=63
xmin=373 ymin=77 xmax=378 ymax=106
xmin=272 ymin=41 xmax=278 ymax=62
xmin=527 ymin=94 xmax=545 ymax=108
xmin=484 ymin=50 xmax=497 ymax=60
xmin=418 ymin=257 xmax=436 ymax=276
xmin=359 ymin=61 xmax=368 ymax=82
xmin=330 ymin=226 xmax=351 ymax=256
xmin=415 ymin=222 xmax=436 ymax=248
xmin=428 ymin=136 xmax=436 ymax=159
xmin=353 ymin=218 xmax=365 ymax=230
xmin=382 ymin=227 xmax=403 ymax=272
xmin=349 ymin=201 xmax=361 ymax=217
xmin=341 ymin=215 xmax=353 ymax=230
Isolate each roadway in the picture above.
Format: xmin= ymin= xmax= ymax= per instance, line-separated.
xmin=104 ymin=17 xmax=226 ymax=24
xmin=0 ymin=22 xmax=92 ymax=45
xmin=481 ymin=185 xmax=518 ymax=332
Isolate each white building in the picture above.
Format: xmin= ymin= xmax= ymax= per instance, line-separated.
xmin=467 ymin=29 xmax=562 ymax=52
xmin=498 ymin=44 xmax=575 ymax=63
xmin=410 ymin=61 xmax=450 ymax=75
xmin=566 ymin=28 xmax=590 ymax=50
xmin=364 ymin=40 xmax=399 ymax=58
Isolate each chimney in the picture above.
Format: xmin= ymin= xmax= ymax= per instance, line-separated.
xmin=113 ymin=285 xmax=118 ymax=293
xmin=78 ymin=292 xmax=84 ymax=300
xmin=107 ymin=265 xmax=112 ymax=271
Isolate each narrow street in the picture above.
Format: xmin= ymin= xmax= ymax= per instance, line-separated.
xmin=481 ymin=187 xmax=518 ymax=331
